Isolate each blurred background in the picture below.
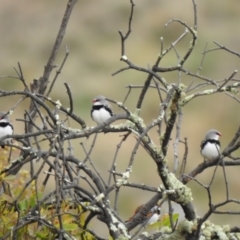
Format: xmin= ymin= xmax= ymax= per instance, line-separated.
xmin=0 ymin=0 xmax=240 ymax=237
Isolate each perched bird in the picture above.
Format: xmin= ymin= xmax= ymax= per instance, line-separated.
xmin=91 ymin=95 xmax=113 ymax=125
xmin=125 ymin=204 xmax=161 ymax=227
xmin=200 ymin=129 xmax=221 ymax=161
xmin=0 ymin=112 xmax=13 ymax=148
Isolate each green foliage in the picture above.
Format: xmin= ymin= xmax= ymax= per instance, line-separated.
xmin=0 ymin=149 xmax=97 ymax=240
xmin=147 ymin=213 xmax=179 ymax=230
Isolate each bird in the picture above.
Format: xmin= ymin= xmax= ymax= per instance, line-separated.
xmin=0 ymin=112 xmax=13 ymax=148
xmin=125 ymin=204 xmax=161 ymax=227
xmin=91 ymin=95 xmax=113 ymax=125
xmin=200 ymin=129 xmax=221 ymax=161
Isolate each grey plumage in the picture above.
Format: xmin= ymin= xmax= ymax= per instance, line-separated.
xmin=93 ymin=95 xmax=111 ymax=107
xmin=203 ymin=129 xmax=221 ymax=141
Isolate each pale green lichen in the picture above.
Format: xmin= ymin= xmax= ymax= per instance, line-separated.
xmin=124 ymin=120 xmax=136 ymax=129
xmin=179 ymin=83 xmax=186 ymax=90
xmin=236 ymin=233 xmax=240 ymax=240
xmin=129 ymin=113 xmax=146 ymax=128
xmin=178 ymin=219 xmax=195 ymax=234
xmin=115 ymin=235 xmax=130 ymax=240
xmin=167 ymin=84 xmax=174 ymax=91
xmin=191 ymin=28 xmax=198 ymax=36
xmin=180 ymin=94 xmax=194 ymax=105
xmin=122 ymin=171 xmax=130 ymax=179
xmin=95 ymin=193 xmax=105 ymax=202
xmin=117 ymin=223 xmax=131 ymax=239
xmin=222 ymin=225 xmax=230 ymax=232
xmin=158 ymin=110 xmax=165 ymax=121
xmin=157 ymin=184 xmax=164 ymax=192
xmin=160 ymin=226 xmax=172 ymax=234
xmin=164 ymin=189 xmax=175 ymax=195
xmin=162 ymin=77 xmax=167 ymax=84
xmin=201 ymin=220 xmax=232 ymax=240
xmin=107 ymin=209 xmax=130 ymax=239
xmin=223 ymin=86 xmax=238 ymax=94
xmin=64 ymin=127 xmax=82 ymax=134
xmin=167 ymin=173 xmax=193 ymax=204
xmin=116 ymin=102 xmax=123 ymax=107
xmin=202 ymin=89 xmax=214 ymax=94
xmin=216 ymin=231 xmax=228 ymax=240
xmin=162 ymin=156 xmax=168 ymax=164
xmin=159 ymin=133 xmax=165 ymax=141
xmin=116 ymin=179 xmax=127 ymax=187
xmin=110 ymin=223 xmax=118 ymax=232
xmin=81 ymin=205 xmax=101 ymax=213
xmin=137 ymin=232 xmax=148 ymax=240
xmin=126 ymin=166 xmax=132 ymax=173
xmin=108 ymin=210 xmax=119 ymax=224
xmin=133 ymin=108 xmax=141 ymax=116
xmin=121 ymin=55 xmax=128 ymax=61
xmin=55 ymin=100 xmax=62 ymax=109
xmin=158 ymin=220 xmax=194 ymax=240
xmin=110 ymin=124 xmax=124 ymax=129
xmin=180 ymin=92 xmax=186 ymax=99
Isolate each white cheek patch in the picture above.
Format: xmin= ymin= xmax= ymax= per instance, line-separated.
xmin=211 ymin=135 xmax=220 ymax=140
xmin=93 ymin=102 xmax=101 ymax=106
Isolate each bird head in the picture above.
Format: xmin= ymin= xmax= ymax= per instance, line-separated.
xmin=92 ymin=95 xmax=109 ymax=106
xmin=205 ymin=129 xmax=222 ymax=141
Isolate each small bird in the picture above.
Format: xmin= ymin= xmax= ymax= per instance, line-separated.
xmin=125 ymin=204 xmax=161 ymax=227
xmin=91 ymin=95 xmax=113 ymax=125
xmin=200 ymin=129 xmax=221 ymax=161
xmin=0 ymin=112 xmax=14 ymax=148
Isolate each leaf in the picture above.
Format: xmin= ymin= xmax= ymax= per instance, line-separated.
xmin=19 ymin=199 xmax=28 ymax=211
xmin=0 ymin=193 xmax=15 ymax=204
xmin=146 ymin=213 xmax=179 ymax=230
xmin=3 ymin=175 xmax=16 ymax=181
xmin=63 ymin=223 xmax=78 ymax=231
